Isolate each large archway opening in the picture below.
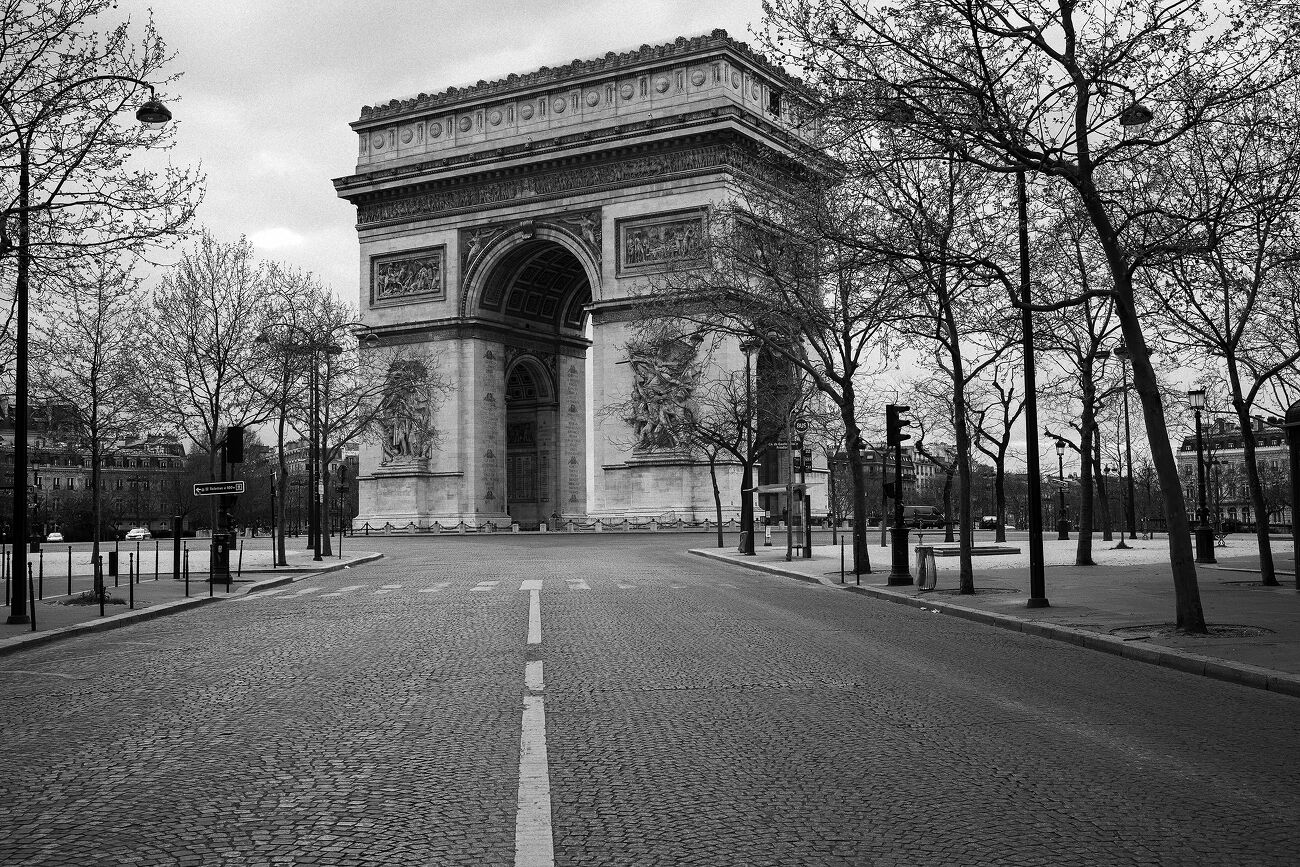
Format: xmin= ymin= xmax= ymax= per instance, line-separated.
xmin=482 ymin=240 xmax=592 ymax=528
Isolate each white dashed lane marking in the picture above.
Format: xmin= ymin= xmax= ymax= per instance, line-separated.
xmin=471 ymin=581 xmax=501 ymax=592
xmin=419 ymin=581 xmax=451 ymax=593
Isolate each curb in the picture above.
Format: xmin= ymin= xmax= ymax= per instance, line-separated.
xmin=690 ymin=548 xmax=1300 ymax=700
xmin=0 ymin=553 xmax=385 ymax=657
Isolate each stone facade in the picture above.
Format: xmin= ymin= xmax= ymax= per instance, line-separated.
xmin=334 ymin=30 xmax=826 ymax=528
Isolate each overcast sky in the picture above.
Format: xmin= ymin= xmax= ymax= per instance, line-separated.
xmin=119 ymin=0 xmax=766 ymax=299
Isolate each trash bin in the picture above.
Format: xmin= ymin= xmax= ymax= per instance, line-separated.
xmin=915 ymin=545 xmax=937 ymax=591
xmin=108 ymin=550 xmax=118 ymax=577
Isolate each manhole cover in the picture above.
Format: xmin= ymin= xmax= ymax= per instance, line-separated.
xmin=1109 ymin=623 xmax=1275 ymax=639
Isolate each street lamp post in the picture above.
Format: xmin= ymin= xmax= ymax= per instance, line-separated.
xmin=739 ymin=338 xmax=760 ymax=556
xmin=1056 ymin=439 xmax=1070 ymax=540
xmin=1017 ymin=170 xmax=1049 ymax=608
xmin=4 ymin=78 xmax=171 ymax=625
xmin=1188 ymin=389 xmax=1216 ymax=564
xmin=256 ymin=328 xmax=342 ymax=563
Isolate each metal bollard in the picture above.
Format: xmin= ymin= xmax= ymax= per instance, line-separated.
xmin=129 ymin=553 xmax=135 ymax=609
xmin=68 ymin=545 xmax=73 ymax=596
xmin=840 ymin=540 xmax=845 ymax=584
xmin=96 ymin=556 xmax=104 ymax=618
xmin=237 ymin=539 xmax=244 ymax=576
xmin=28 ymin=567 xmax=36 ymax=632
xmin=184 ymin=549 xmax=190 ymax=597
xmin=38 ymin=551 xmax=43 ymax=600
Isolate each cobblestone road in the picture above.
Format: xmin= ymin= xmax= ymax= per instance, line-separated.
xmin=1 ymin=536 xmax=1296 ymax=865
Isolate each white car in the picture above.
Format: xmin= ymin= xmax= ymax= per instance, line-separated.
xmin=124 ymin=528 xmax=151 ymax=541
xmin=46 ymin=532 xmax=64 ymax=543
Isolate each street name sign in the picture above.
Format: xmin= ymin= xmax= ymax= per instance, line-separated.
xmin=193 ymin=481 xmax=246 ymax=496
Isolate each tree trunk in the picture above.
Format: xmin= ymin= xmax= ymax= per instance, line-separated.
xmin=1234 ymin=405 xmax=1278 ymax=586
xmin=1118 ymin=295 xmax=1206 ymax=631
xmin=1076 ymin=380 xmax=1096 ymax=565
xmin=710 ymin=454 xmax=723 ymax=548
xmin=994 ymin=453 xmax=1007 ymax=544
xmin=845 ymin=418 xmax=871 ymax=574
xmin=1076 ymin=186 xmax=1206 ymax=631
xmin=739 ymin=456 xmax=754 ymax=554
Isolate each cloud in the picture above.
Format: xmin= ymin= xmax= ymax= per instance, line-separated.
xmin=250 ymin=227 xmax=306 ymax=251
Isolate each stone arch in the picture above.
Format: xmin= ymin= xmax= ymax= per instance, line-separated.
xmin=459 ymin=222 xmax=601 ymax=324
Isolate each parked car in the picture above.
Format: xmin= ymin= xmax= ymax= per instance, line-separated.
xmin=125 ymin=527 xmax=152 ymax=541
xmin=46 ymin=532 xmax=64 ymax=543
xmin=979 ymin=515 xmax=999 ymax=530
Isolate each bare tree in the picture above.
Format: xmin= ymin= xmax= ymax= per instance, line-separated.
xmin=31 ymin=255 xmax=145 ymax=593
xmin=1150 ymin=90 xmax=1300 ymax=586
xmin=143 ymin=230 xmax=273 ymax=541
xmin=0 ymin=0 xmax=202 ymax=334
xmin=760 ymin=0 xmax=1299 ymax=630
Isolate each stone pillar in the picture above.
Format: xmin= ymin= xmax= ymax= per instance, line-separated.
xmin=557 ymin=353 xmax=587 ymax=518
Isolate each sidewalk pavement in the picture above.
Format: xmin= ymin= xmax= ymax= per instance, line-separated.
xmin=692 ymin=534 xmax=1300 ymax=699
xmin=0 ymin=545 xmax=383 ymax=656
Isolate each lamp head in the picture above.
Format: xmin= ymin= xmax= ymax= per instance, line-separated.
xmin=1187 ymin=388 xmax=1207 ymax=411
xmin=1055 ymin=439 xmax=1066 ymax=456
xmin=135 ymin=98 xmax=172 ymax=130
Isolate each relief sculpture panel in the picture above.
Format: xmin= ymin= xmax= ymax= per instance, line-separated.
xmin=371 ymin=246 xmax=446 ymax=306
xmin=616 ymin=209 xmax=707 ymax=275
xmin=624 ymin=334 xmax=704 ymax=451
xmin=376 ymin=359 xmax=439 ymax=470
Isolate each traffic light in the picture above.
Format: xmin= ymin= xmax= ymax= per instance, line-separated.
xmin=886 ymin=404 xmax=912 ymax=446
xmin=226 ymin=425 xmax=244 ymax=463
xmin=801 ymin=447 xmax=813 ymax=469
xmin=792 ymin=451 xmax=803 ymax=473
xmin=883 ymin=481 xmax=898 ymax=499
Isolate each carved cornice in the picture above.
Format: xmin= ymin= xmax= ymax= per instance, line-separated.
xmin=348 ymin=133 xmax=803 ymax=228
xmin=356 ymin=30 xmax=808 ymax=123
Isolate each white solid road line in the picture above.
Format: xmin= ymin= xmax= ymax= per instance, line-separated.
xmin=527 ymin=589 xmax=542 ymax=645
xmin=471 ymin=580 xmax=501 ymax=592
xmin=516 ymin=647 xmax=554 ymax=865
xmin=520 ymin=579 xmax=543 ymax=591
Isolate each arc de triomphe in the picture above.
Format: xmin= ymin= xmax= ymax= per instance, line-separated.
xmin=334 ymin=30 xmax=822 ymax=529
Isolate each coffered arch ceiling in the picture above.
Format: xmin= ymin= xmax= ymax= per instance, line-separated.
xmin=479 ymin=241 xmax=590 ymax=333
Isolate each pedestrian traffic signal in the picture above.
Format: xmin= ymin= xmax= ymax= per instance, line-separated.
xmin=792 ymin=451 xmax=803 ymax=472
xmin=801 ymin=447 xmax=813 ymax=469
xmin=886 ymin=404 xmax=912 ymax=446
xmin=884 ymin=481 xmax=898 ymax=499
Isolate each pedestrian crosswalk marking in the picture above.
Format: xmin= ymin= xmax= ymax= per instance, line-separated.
xmin=232 ymin=587 xmax=289 ymax=602
xmin=230 ymin=578 xmax=744 ymax=604
xmin=321 ymin=585 xmax=365 ymax=597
